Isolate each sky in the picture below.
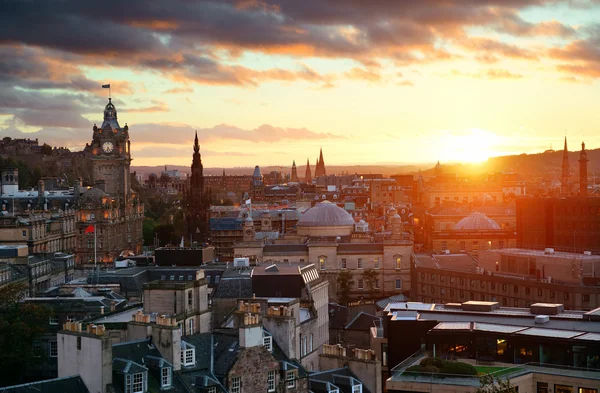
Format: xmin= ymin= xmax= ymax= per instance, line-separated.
xmin=1 ymin=0 xmax=600 ymax=168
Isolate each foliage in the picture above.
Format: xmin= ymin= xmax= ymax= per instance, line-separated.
xmin=361 ymin=268 xmax=378 ymax=293
xmin=406 ymin=357 xmax=478 ymax=377
xmin=154 ymin=223 xmax=177 ymax=246
xmin=0 ymin=282 xmax=51 ymax=387
xmin=143 ymin=217 xmax=157 ymax=246
xmin=336 ymin=270 xmax=355 ymax=306
xmin=476 ymin=373 xmax=518 ymax=393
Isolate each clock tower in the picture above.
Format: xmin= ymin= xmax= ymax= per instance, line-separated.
xmin=90 ymin=98 xmax=132 ymax=199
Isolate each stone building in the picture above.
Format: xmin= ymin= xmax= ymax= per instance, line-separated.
xmin=74 ymin=99 xmax=144 ymax=266
xmin=234 ymin=201 xmax=413 ymax=302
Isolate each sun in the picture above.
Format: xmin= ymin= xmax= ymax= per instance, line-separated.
xmin=436 ymin=128 xmax=499 ymax=163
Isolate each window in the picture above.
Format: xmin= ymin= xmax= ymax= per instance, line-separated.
xmin=395 ymin=279 xmax=402 ymax=290
xmin=373 ymin=259 xmax=379 ymax=269
xmin=231 ymin=376 xmax=241 ymax=393
xmin=470 ymin=280 xmax=475 ymax=287
xmin=208 ymin=387 xmax=217 ymax=393
xmin=357 ymin=258 xmax=363 ymax=269
xmin=77 ymin=336 xmax=81 ymax=350
xmin=49 ymin=341 xmax=58 ymax=357
xmin=309 ymin=334 xmax=313 ymax=352
xmin=161 ymin=367 xmax=171 ymax=387
xmin=319 ymin=256 xmax=326 ymax=270
xmin=22 ymin=230 xmax=26 ymax=237
xmin=450 ymin=277 xmax=455 ymax=284
xmin=188 ymin=318 xmax=194 ymax=335
xmin=188 ymin=291 xmax=193 ymax=306
xmin=341 ymin=258 xmax=347 ymax=269
xmin=431 ymin=274 xmax=436 ymax=281
xmin=441 ymin=241 xmax=448 ymax=251
xmin=421 ymin=272 xmax=425 ymax=279
xmin=395 ymin=256 xmax=402 ymax=269
xmin=583 ymin=294 xmax=590 ymax=302
xmin=358 ymin=278 xmax=364 ymax=289
xmin=181 ymin=343 xmax=196 ymax=366
xmin=286 ymin=371 xmax=295 ymax=388
xmin=459 ymin=278 xmax=464 ymax=285
xmin=502 ymin=284 xmax=507 ymax=292
xmin=440 ymin=276 xmax=445 ymax=283
xmin=263 ymin=336 xmax=272 ymax=352
xmin=267 ymin=370 xmax=276 ymax=392
xmin=66 ymin=315 xmax=75 ymax=322
xmin=550 ymin=291 xmax=555 ymax=299
xmin=459 ymin=241 xmax=466 ymax=251
xmin=498 ymin=240 xmax=504 ymax=249
xmin=352 ymin=384 xmax=362 ymax=393
xmin=526 ymin=287 xmax=531 ymax=295
xmin=564 ymin=293 xmax=569 ymax=301
xmin=179 ymin=275 xmax=184 ymax=281
xmin=132 ymin=373 xmax=144 ymax=393
xmin=440 ymin=288 xmax=445 ymax=295
xmin=514 ymin=285 xmax=519 ymax=293
xmin=49 ymin=315 xmax=58 ymax=325
xmin=538 ymin=289 xmax=543 ymax=296
xmin=375 ymin=279 xmax=380 ymax=289
xmin=188 ymin=275 xmax=193 ymax=280
xmin=170 ymin=275 xmax=175 ymax=280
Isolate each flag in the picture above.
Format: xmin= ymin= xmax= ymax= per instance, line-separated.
xmin=84 ymin=224 xmax=95 ymax=234
xmin=245 ymin=199 xmax=251 ymax=205
xmin=102 ymin=84 xmax=110 ymax=88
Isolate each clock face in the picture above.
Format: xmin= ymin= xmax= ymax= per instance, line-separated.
xmin=244 ymin=229 xmax=252 ymax=236
xmin=102 ymin=141 xmax=114 ymax=153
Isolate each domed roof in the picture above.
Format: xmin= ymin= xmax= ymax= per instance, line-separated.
xmin=79 ymin=187 xmax=107 ymax=208
xmin=297 ymin=201 xmax=354 ymax=227
xmin=454 ymin=212 xmax=501 ymax=230
xmin=101 ymin=98 xmax=120 ymax=129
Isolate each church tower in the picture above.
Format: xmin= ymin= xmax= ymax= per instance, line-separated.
xmin=561 ymin=137 xmax=570 ymax=195
xmin=579 ymin=141 xmax=588 ymax=196
xmin=184 ymin=131 xmax=211 ymax=244
xmin=291 ymin=161 xmax=299 ymax=182
xmin=305 ymin=159 xmax=312 ymax=183
xmin=314 ymin=148 xmax=326 ymax=177
xmin=90 ymin=98 xmax=132 ymax=200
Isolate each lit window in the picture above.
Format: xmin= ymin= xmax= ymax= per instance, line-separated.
xmin=395 ymin=256 xmax=402 ymax=269
xmin=161 ymin=367 xmax=171 ymax=387
xmin=267 ymin=370 xmax=276 ymax=392
xmin=319 ymin=256 xmax=326 ymax=270
xmin=286 ymin=371 xmax=295 ymax=388
xmin=373 ymin=259 xmax=379 ymax=269
xmin=49 ymin=341 xmax=58 ymax=357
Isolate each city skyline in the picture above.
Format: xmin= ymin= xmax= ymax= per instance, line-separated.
xmin=2 ymin=1 xmax=600 ymax=167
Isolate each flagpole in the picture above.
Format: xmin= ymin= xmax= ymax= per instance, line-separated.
xmin=94 ymin=223 xmax=97 ymax=270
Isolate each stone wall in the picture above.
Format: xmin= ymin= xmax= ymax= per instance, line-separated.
xmin=227 ymin=346 xmax=280 ymax=393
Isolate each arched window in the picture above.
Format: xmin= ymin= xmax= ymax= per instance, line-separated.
xmin=394 ymin=255 xmax=402 ymax=270
xmin=318 ymin=256 xmax=327 ymax=270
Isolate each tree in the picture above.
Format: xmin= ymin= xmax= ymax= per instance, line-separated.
xmin=0 ymin=281 xmax=51 ymax=386
xmin=362 ymin=269 xmax=378 ymax=294
xmin=476 ymin=374 xmax=518 ymax=393
xmin=336 ymin=270 xmax=354 ymax=306
xmin=143 ymin=217 xmax=157 ymax=246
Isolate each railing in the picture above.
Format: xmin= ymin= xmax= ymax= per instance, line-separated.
xmin=389 ymin=350 xmax=600 ymax=386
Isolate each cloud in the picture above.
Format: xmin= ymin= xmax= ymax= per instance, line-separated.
xmin=164 ymin=87 xmax=194 ymax=94
xmin=549 ymin=27 xmax=600 ymax=78
xmin=449 ymin=68 xmax=523 ymax=79
xmin=344 ymin=67 xmax=382 ymax=82
xmin=133 ymin=144 xmax=253 ymax=158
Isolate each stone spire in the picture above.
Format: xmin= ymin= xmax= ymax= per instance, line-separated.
xmin=561 ymin=136 xmax=570 ymax=195
xmin=579 ymin=141 xmax=588 ymax=196
xmin=291 ymin=160 xmax=299 ymax=182
xmin=315 ymin=148 xmax=326 ymax=177
xmin=185 ymin=130 xmax=210 ymax=243
xmin=305 ymin=158 xmax=312 ymax=183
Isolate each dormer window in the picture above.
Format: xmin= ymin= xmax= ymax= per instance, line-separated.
xmin=263 ymin=335 xmax=273 ymax=352
xmin=161 ymin=367 xmax=171 ymax=388
xmin=180 ymin=341 xmax=196 ymax=367
xmin=352 ymin=384 xmax=362 ymax=393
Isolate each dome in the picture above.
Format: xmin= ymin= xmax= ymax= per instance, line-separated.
xmin=101 ymin=98 xmax=120 ymax=129
xmin=79 ymin=187 xmax=107 ymax=209
xmin=297 ymin=201 xmax=354 ymax=237
xmin=454 ymin=212 xmax=501 ymax=230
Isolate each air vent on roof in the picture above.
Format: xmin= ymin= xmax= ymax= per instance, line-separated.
xmin=461 ymin=301 xmax=499 ymax=312
xmin=535 ymin=315 xmax=550 ymax=324
xmin=530 ymin=303 xmax=564 ymax=315
xmin=544 ymin=248 xmax=555 ymax=254
xmin=584 ymin=251 xmax=592 ymax=256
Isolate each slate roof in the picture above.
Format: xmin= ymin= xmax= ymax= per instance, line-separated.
xmin=345 ymin=312 xmax=381 ymax=331
xmin=213 ymin=276 xmax=253 ymax=299
xmin=309 ymin=367 xmax=372 ymax=393
xmin=0 ymin=376 xmax=90 ymax=393
xmin=329 ymin=303 xmax=349 ymax=330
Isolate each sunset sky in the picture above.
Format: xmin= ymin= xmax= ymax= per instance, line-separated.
xmin=2 ymin=0 xmax=600 ymax=167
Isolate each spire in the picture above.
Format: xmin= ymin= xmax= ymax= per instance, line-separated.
xmin=291 ymin=160 xmax=299 ymax=182
xmin=561 ymin=136 xmax=570 ymax=195
xmin=579 ymin=141 xmax=588 ymax=196
xmin=194 ymin=130 xmax=199 ymax=154
xmin=305 ymin=158 xmax=312 ymax=183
